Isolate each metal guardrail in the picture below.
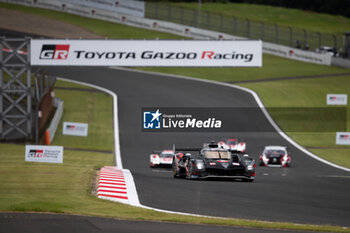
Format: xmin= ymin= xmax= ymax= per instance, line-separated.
xmin=145 ymin=2 xmax=347 ymax=57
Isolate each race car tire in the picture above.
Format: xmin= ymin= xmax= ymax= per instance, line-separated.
xmin=186 ymin=161 xmax=193 ymax=180
xmin=172 ymin=159 xmax=180 ymax=178
xmin=244 ymin=178 xmax=254 ymax=182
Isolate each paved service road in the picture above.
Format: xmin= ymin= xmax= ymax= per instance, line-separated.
xmin=44 ymin=67 xmax=349 ymax=226
xmin=0 ymin=213 xmax=325 ymax=233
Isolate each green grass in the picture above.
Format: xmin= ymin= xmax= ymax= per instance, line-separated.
xmin=137 ymin=53 xmax=348 ymax=82
xmin=309 ymin=149 xmax=350 ymax=168
xmin=167 ymin=2 xmax=350 ymax=35
xmin=52 ymin=80 xmax=114 ymax=151
xmin=0 ymin=144 xmax=113 ymax=213
xmin=240 ymin=76 xmax=350 ymax=108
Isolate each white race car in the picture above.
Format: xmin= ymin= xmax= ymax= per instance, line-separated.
xmin=218 ymin=138 xmax=246 ymax=153
xmin=259 ymin=146 xmax=291 ymax=167
xmin=150 ymin=150 xmax=174 ymax=168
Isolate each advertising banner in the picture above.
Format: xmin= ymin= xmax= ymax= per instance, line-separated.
xmin=30 ymin=40 xmax=262 ymax=67
xmin=63 ymin=122 xmax=88 ymax=136
xmin=263 ymin=42 xmax=332 ymax=65
xmin=25 ymin=145 xmax=63 ymax=163
xmin=62 ymin=0 xmax=145 ymax=17
xmin=327 ymin=94 xmax=348 ymax=105
xmin=336 ymin=132 xmax=350 ymax=145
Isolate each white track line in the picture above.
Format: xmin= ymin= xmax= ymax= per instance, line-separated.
xmin=109 ymin=67 xmax=350 ymax=173
xmin=57 ymin=65 xmax=349 ymax=220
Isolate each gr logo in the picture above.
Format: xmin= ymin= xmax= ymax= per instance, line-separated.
xmin=143 ymin=109 xmax=162 ymax=129
xmin=40 ymin=44 xmax=70 ymax=60
xmin=28 ymin=149 xmax=44 ymax=158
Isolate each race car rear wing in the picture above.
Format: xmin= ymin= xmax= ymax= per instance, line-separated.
xmin=174 ymin=141 xmax=219 ymax=152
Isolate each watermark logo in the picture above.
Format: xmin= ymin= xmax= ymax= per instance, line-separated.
xmin=40 ymin=44 xmax=70 ymax=60
xmin=143 ymin=109 xmax=162 ymax=129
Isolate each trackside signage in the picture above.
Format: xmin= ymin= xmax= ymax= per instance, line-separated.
xmin=336 ymin=132 xmax=350 ymax=145
xmin=327 ymin=94 xmax=347 ymax=105
xmin=30 ymin=40 xmax=262 ymax=67
xmin=25 ymin=145 xmax=63 ymax=163
xmin=63 ymin=122 xmax=88 ymax=136
xmin=64 ymin=0 xmax=145 ymax=17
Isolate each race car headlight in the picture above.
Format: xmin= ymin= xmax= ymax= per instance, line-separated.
xmin=196 ymin=160 xmax=205 ymax=169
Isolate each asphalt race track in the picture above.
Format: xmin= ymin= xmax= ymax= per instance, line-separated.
xmin=0 ymin=213 xmax=315 ymax=233
xmin=42 ymin=66 xmax=350 ymax=226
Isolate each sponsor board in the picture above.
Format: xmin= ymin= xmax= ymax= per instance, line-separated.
xmin=327 ymin=94 xmax=348 ymax=105
xmin=63 ymin=122 xmax=88 ymax=136
xmin=336 ymin=132 xmax=350 ymax=145
xmin=263 ymin=42 xmax=331 ymax=65
xmin=63 ymin=0 xmax=145 ymax=17
xmin=25 ymin=145 xmax=63 ymax=163
xmin=30 ymin=40 xmax=262 ymax=67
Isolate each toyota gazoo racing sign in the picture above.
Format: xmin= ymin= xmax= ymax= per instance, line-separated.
xmin=25 ymin=145 xmax=63 ymax=163
xmin=30 ymin=40 xmax=262 ymax=67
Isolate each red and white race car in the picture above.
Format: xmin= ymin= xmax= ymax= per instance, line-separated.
xmin=259 ymin=146 xmax=291 ymax=167
xmin=150 ymin=150 xmax=174 ymax=168
xmin=218 ymin=138 xmax=246 ymax=153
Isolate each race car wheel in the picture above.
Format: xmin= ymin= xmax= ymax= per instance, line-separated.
xmin=244 ymin=178 xmax=254 ymax=182
xmin=172 ymin=160 xmax=179 ymax=178
xmin=186 ymin=161 xmax=193 ymax=180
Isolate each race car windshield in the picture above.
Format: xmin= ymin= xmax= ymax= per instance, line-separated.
xmin=264 ymin=150 xmax=285 ymax=156
xmin=204 ymin=151 xmax=230 ymax=159
xmin=161 ymin=153 xmax=173 ymax=158
xmin=226 ymin=140 xmax=238 ymax=145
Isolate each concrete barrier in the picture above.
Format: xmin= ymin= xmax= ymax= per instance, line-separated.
xmin=45 ymin=98 xmax=63 ymax=144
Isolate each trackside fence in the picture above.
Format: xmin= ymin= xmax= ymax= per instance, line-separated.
xmin=145 ymin=2 xmax=347 ymax=57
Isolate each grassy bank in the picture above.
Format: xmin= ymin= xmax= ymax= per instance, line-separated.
xmin=240 ymin=76 xmax=350 ymax=168
xmin=166 ymin=2 xmax=350 ymax=35
xmin=137 ymin=54 xmax=348 ymax=82
xmin=53 ymin=81 xmax=114 ymax=151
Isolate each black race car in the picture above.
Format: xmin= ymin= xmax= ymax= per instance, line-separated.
xmin=172 ymin=142 xmax=256 ymax=182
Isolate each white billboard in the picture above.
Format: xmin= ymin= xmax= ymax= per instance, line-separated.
xmin=327 ymin=94 xmax=348 ymax=105
xmin=25 ymin=145 xmax=63 ymax=163
xmin=336 ymin=132 xmax=350 ymax=145
xmin=30 ymin=40 xmax=262 ymax=67
xmin=63 ymin=122 xmax=88 ymax=136
xmin=63 ymin=0 xmax=145 ymax=17
xmin=263 ymin=42 xmax=332 ymax=66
